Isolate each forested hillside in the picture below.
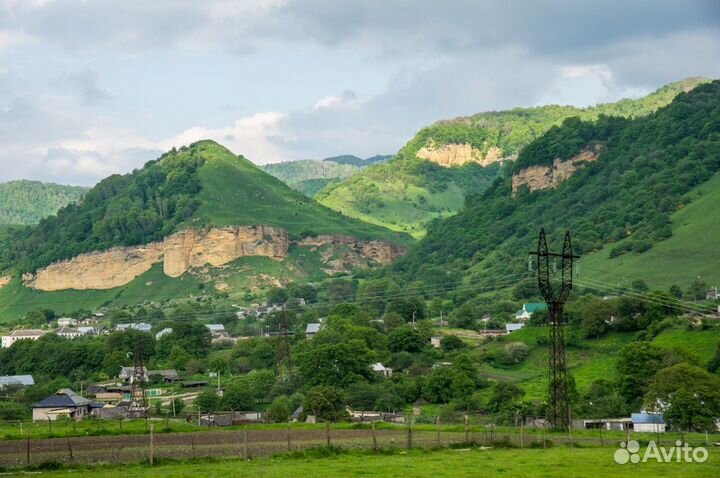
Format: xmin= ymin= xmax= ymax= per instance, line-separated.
xmin=0 ymin=180 xmax=87 ymax=225
xmin=0 ymin=141 xmax=409 ymax=275
xmin=262 ymin=155 xmax=392 ymax=197
xmin=393 ymin=80 xmax=720 ymax=293
xmin=318 ymin=77 xmax=709 ymax=237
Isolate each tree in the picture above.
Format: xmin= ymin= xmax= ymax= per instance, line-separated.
xmin=266 ymin=287 xmax=289 ymax=305
xmin=440 ymin=335 xmax=466 ymax=353
xmin=23 ymin=308 xmax=55 ymax=328
xmin=195 ymin=391 xmax=220 ymax=413
xmin=422 ymin=367 xmax=475 ymax=404
xmin=580 ymin=297 xmax=614 ymax=338
xmin=222 ymin=382 xmax=254 ymax=411
xmin=303 ymin=386 xmax=349 ymax=422
xmin=501 ymin=342 xmax=530 ymax=364
xmin=296 ymin=340 xmax=375 ymax=387
xmin=266 ymin=395 xmax=292 ymax=422
xmin=645 ymin=363 xmax=720 ymax=431
xmin=687 ymin=279 xmax=708 ymax=301
xmin=387 ymin=326 xmax=427 ymax=353
xmin=382 ymin=312 xmax=405 ymax=332
xmin=385 ymin=297 xmax=425 ymax=323
xmin=669 ymin=284 xmax=683 ymax=299
xmin=707 ymin=341 xmax=720 ymax=374
xmin=616 ymin=342 xmax=668 ymax=409
xmin=170 ymin=322 xmax=211 ymax=358
xmin=487 ymin=382 xmax=525 ymax=413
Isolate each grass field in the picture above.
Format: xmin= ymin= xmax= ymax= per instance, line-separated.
xmin=580 ymin=173 xmax=720 ymax=290
xmin=19 ymin=446 xmax=720 ymax=478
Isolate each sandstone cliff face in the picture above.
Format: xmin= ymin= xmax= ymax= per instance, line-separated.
xmin=511 ymin=146 xmax=602 ymax=194
xmin=26 ymin=225 xmax=289 ymax=291
xmin=416 ymin=142 xmax=503 ymax=167
xmin=24 ymin=227 xmax=404 ymax=291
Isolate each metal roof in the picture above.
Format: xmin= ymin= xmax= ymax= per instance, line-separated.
xmin=306 ymin=323 xmax=321 ymax=334
xmin=0 ymin=375 xmax=34 ymax=386
xmin=33 ymin=389 xmax=91 ymax=408
xmin=631 ymin=412 xmax=665 ymax=424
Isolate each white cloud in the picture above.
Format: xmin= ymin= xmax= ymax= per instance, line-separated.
xmin=0 ymin=30 xmax=34 ymax=49
xmin=165 ymin=112 xmax=289 ymax=163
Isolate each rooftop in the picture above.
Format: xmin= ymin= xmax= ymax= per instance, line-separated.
xmin=33 ymin=389 xmax=91 ymax=408
xmin=8 ymin=329 xmax=45 ymax=337
xmin=0 ymin=375 xmax=34 ymax=386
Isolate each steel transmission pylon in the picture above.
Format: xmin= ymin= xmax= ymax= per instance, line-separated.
xmin=530 ymin=229 xmax=579 ymax=431
xmin=127 ymin=340 xmax=149 ymax=419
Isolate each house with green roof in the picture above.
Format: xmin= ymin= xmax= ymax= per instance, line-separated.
xmin=514 ymin=303 xmax=548 ymax=321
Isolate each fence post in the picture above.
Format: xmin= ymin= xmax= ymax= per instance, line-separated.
xmin=149 ymin=424 xmax=154 ymax=466
xmin=407 ymin=418 xmax=413 ymax=449
xmin=520 ymin=420 xmax=524 ymax=449
xmin=47 ymin=417 xmax=52 ymax=433
xmin=243 ymin=427 xmax=248 ymax=460
xmin=542 ymin=424 xmax=546 ymax=449
xmin=66 ymin=432 xmax=74 ymax=462
xmin=26 ymin=434 xmax=30 ymax=465
xmin=435 ymin=416 xmax=441 ymax=447
xmin=599 ymin=426 xmax=604 ymax=447
xmin=326 ymin=421 xmax=331 ymax=447
xmin=464 ymin=415 xmax=469 ymax=444
xmin=191 ymin=436 xmax=196 ymax=459
xmin=287 ymin=421 xmax=292 ymax=451
xmin=371 ymin=421 xmax=378 ymax=451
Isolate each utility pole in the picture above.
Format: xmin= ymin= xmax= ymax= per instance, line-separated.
xmin=530 ymin=229 xmax=579 ymax=432
xmin=277 ymin=304 xmax=293 ymax=374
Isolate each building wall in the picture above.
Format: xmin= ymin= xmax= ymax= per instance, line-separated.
xmin=634 ymin=423 xmax=665 ymax=433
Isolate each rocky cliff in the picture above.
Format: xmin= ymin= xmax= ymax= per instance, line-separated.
xmin=416 ymin=141 xmax=504 ymax=167
xmin=511 ymin=146 xmax=602 ymax=194
xmin=24 ymin=227 xmax=404 ymax=291
xmin=25 ymin=225 xmax=289 ymax=291
xmin=298 ymin=235 xmax=407 ymax=274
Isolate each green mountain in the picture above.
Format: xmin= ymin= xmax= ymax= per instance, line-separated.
xmin=0 ymin=180 xmax=88 ymax=225
xmin=0 ymin=141 xmax=410 ymax=319
xmin=262 ymin=154 xmax=392 ymax=197
xmin=317 ymin=77 xmax=710 ymax=238
xmin=394 ymin=80 xmax=720 ymax=295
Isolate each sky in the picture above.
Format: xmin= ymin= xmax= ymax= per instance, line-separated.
xmin=0 ymin=0 xmax=718 ymax=186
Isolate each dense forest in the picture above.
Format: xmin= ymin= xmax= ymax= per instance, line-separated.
xmin=0 ymin=180 xmax=87 ymax=225
xmin=393 ymin=81 xmax=720 ymax=290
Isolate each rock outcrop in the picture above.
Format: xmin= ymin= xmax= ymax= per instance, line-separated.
xmin=511 ymin=146 xmax=602 ymax=194
xmin=416 ymin=142 xmax=504 ymax=167
xmin=24 ymin=227 xmax=405 ymax=291
xmin=26 ymin=225 xmax=289 ymax=291
xmin=297 ymin=235 xmax=407 ymax=274
xmin=0 ymin=276 xmax=11 ymax=288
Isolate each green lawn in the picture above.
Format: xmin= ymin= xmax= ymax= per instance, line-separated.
xmin=580 ymin=173 xmax=720 ymax=290
xmin=28 ymin=447 xmax=720 ymax=478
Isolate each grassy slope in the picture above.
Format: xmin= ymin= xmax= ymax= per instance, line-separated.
xmin=466 ymin=326 xmax=718 ymax=401
xmin=317 ymin=78 xmax=709 ymax=237
xmin=0 ymin=265 xmax=203 ymax=321
xmin=580 ymin=173 xmax=720 ymax=289
xmin=34 ymin=448 xmax=720 ymax=478
xmin=194 ymin=141 xmax=411 ymax=245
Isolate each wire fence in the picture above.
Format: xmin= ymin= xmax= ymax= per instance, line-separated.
xmin=0 ymin=418 xmax=718 ymax=468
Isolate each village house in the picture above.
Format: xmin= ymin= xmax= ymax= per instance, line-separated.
xmin=147 ymin=369 xmax=180 ymax=383
xmin=632 ymin=412 xmax=666 ymax=433
xmin=1 ymin=329 xmax=45 ymax=348
xmin=505 ymin=323 xmax=525 ymax=333
xmin=305 ymin=323 xmax=322 ymax=338
xmin=57 ymin=317 xmax=77 ymax=327
xmin=77 ymin=326 xmax=96 ymax=335
xmin=54 ymin=327 xmax=83 ymax=340
xmin=372 ymin=363 xmax=393 ymax=378
xmin=115 ymin=323 xmax=151 ymax=332
xmin=32 ymin=389 xmax=93 ymax=421
xmin=119 ymin=366 xmax=148 ymax=383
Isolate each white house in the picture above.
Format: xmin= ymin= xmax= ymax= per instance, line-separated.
xmin=632 ymin=412 xmax=666 ymax=433
xmin=206 ymin=324 xmax=225 ymax=333
xmin=54 ymin=327 xmax=82 ymax=340
xmin=505 ymin=323 xmax=525 ymax=333
xmin=32 ymin=389 xmax=91 ymax=421
xmin=372 ymin=363 xmax=393 ymax=378
xmin=305 ymin=323 xmax=322 ymax=338
xmin=119 ymin=366 xmax=148 ymax=383
xmin=77 ymin=326 xmax=96 ymax=335
xmin=156 ymin=328 xmax=173 ymax=340
xmin=1 ymin=330 xmax=45 ymax=348
xmin=430 ymin=336 xmax=442 ymax=349
xmin=0 ymin=375 xmax=35 ymax=388
xmin=57 ymin=317 xmax=77 ymax=327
